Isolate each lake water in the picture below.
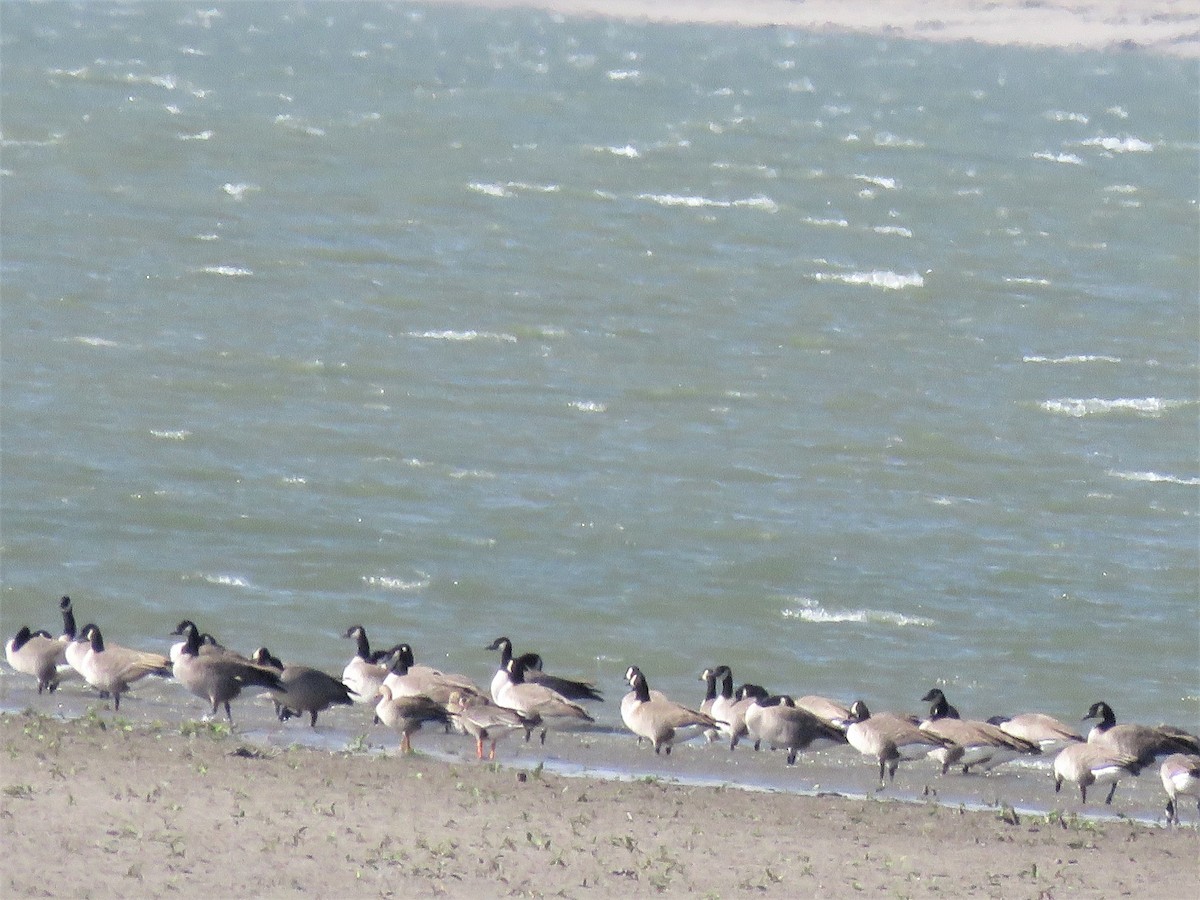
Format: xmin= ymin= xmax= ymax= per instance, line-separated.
xmin=2 ymin=2 xmax=1197 ymax=818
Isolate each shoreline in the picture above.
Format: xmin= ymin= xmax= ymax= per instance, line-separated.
xmin=417 ymin=0 xmax=1200 ymax=58
xmin=3 ymin=708 xmax=1198 ymax=897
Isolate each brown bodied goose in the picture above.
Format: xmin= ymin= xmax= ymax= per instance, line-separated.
xmin=374 ymin=684 xmax=451 ymax=753
xmin=621 ymin=666 xmax=719 ymax=756
xmin=446 ymin=691 xmax=534 ymax=760
xmin=5 ymin=627 xmax=67 ymax=693
xmin=494 ymin=655 xmax=594 ymax=744
xmin=381 ymin=643 xmax=483 ymax=706
xmin=250 ymin=647 xmax=355 ymax=726
xmin=742 ymin=694 xmax=847 ymax=766
xmin=171 ymin=620 xmax=285 ymax=723
xmin=487 ymin=637 xmax=603 ymax=703
xmin=1160 ymin=753 xmax=1200 ymax=825
xmin=920 ymin=690 xmax=1040 ymax=774
xmin=74 ymin=624 xmax=172 ymax=710
xmin=845 ymin=699 xmax=958 ymax=789
xmin=1083 ymin=701 xmax=1200 ymax=766
xmin=1053 ymin=741 xmax=1142 ymax=804
xmin=341 ymin=625 xmax=391 ymax=705
xmin=986 ymin=712 xmax=1083 ymax=752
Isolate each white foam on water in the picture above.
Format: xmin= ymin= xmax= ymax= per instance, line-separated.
xmin=406 ymin=330 xmax=518 ymax=343
xmin=569 ymin=400 xmax=607 ymax=413
xmin=871 ymin=225 xmax=912 ymax=237
xmin=1080 ymin=135 xmax=1153 ymax=153
xmin=222 ymin=182 xmax=259 ymax=200
xmin=198 ymin=265 xmax=253 ymax=276
xmin=149 ymin=429 xmax=191 ymax=440
xmin=636 ymin=193 xmax=778 ymax=212
xmin=71 ymin=336 xmax=121 ymax=348
xmin=1106 ymin=470 xmax=1200 ymax=486
xmin=1040 ymin=397 xmax=1187 ymax=417
xmin=812 ymin=270 xmax=924 ymax=290
xmin=1022 ymin=354 xmax=1119 ymax=364
xmin=363 ymin=574 xmax=431 ymax=592
xmin=782 ymin=597 xmax=934 ymax=628
xmin=853 ymin=174 xmax=898 ymax=189
xmin=1032 ymin=151 xmax=1084 ymax=165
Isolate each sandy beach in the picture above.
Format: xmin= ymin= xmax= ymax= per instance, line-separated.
xmin=420 ymin=0 xmax=1200 ymax=57
xmin=3 ymin=709 xmax=1198 ymax=898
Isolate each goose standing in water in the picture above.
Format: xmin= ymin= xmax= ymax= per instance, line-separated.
xmin=986 ymin=712 xmax=1083 ymax=753
xmin=374 ymin=684 xmax=451 ymax=754
xmin=486 ymin=637 xmax=603 ymax=703
xmin=446 ymin=691 xmax=533 ymax=760
xmin=5 ymin=627 xmax=67 ymax=694
xmin=1053 ymin=741 xmax=1142 ymax=804
xmin=1083 ymin=701 xmax=1200 ymax=766
xmin=1159 ymin=753 xmax=1200 ymax=826
xmin=250 ymin=647 xmax=355 ymax=726
xmin=171 ymin=620 xmax=285 ymax=723
xmin=341 ymin=625 xmax=392 ymax=705
xmin=494 ymin=655 xmax=594 ymax=744
xmin=844 ymin=700 xmax=958 ymax=789
xmin=919 ymin=690 xmax=1040 ymax=774
xmin=742 ymin=694 xmax=847 ymax=766
xmin=621 ymin=666 xmax=719 ymax=756
xmin=73 ymin=624 xmax=172 ymax=711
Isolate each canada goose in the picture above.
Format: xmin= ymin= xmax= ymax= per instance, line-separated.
xmin=1083 ymin=701 xmax=1200 ymax=766
xmin=5 ymin=627 xmax=67 ymax=693
xmin=381 ymin=643 xmax=483 ymax=706
xmin=985 ymin=712 xmax=1083 ymax=752
xmin=249 ymin=647 xmax=355 ymax=726
xmin=74 ymin=624 xmax=172 ymax=710
xmin=486 ymin=637 xmax=603 ymax=703
xmin=495 ymin=655 xmax=595 ymax=744
xmin=1053 ymin=742 xmax=1142 ymax=804
xmin=1160 ymin=753 xmax=1200 ymax=825
xmin=374 ymin=684 xmax=451 ymax=753
xmin=719 ymin=677 xmax=770 ymax=751
xmin=794 ymin=695 xmax=853 ymax=732
xmin=920 ymin=691 xmax=1040 ymax=774
xmin=342 ymin=625 xmax=391 ymax=704
xmin=742 ymin=694 xmax=846 ymax=766
xmin=698 ymin=667 xmax=724 ymax=742
xmin=446 ymin=691 xmax=533 ymax=760
xmin=845 ymin=699 xmax=958 ymax=789
xmin=169 ymin=627 xmax=228 ymax=665
xmin=51 ymin=597 xmax=83 ymax=686
xmin=171 ymin=620 xmax=285 ymax=723
xmin=621 ymin=666 xmax=719 ymax=756
xmin=920 ymin=688 xmax=961 ymax=719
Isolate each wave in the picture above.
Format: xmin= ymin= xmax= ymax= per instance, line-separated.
xmin=812 ymin=270 xmax=924 ymax=290
xmin=406 ymin=329 xmax=517 ymax=343
xmin=1040 ymin=397 xmax=1190 ymax=417
xmin=1032 ymin=151 xmax=1084 ymax=165
xmin=1106 ymin=470 xmax=1200 ymax=486
xmin=636 ymin=193 xmax=778 ymax=212
xmin=468 ymin=180 xmax=560 ymax=198
xmin=198 ymin=265 xmax=253 ymax=277
xmin=568 ymin=400 xmax=607 ymax=413
xmin=1080 ymin=135 xmax=1153 ymax=153
xmin=782 ymin=598 xmax=933 ymax=628
xmin=853 ymin=174 xmax=898 ymax=189
xmin=1022 ymin=354 xmax=1120 ymax=364
xmin=149 ymin=429 xmax=191 ymax=440
xmin=71 ymin=335 xmax=121 ymax=348
xmin=871 ymin=225 xmax=912 ymax=238
xmin=363 ymin=574 xmax=430 ymax=592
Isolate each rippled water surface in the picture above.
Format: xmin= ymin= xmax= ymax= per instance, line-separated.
xmin=2 ymin=2 xmax=1197 ymax=799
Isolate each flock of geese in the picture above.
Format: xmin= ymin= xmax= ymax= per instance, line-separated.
xmin=7 ymin=596 xmax=1200 ymax=826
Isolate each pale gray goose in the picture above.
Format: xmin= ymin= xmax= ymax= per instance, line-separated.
xmin=1083 ymin=701 xmax=1200 ymax=766
xmin=250 ymin=647 xmax=355 ymax=726
xmin=486 ymin=637 xmax=603 ymax=703
xmin=446 ymin=691 xmax=534 ymax=760
xmin=170 ymin=620 xmax=285 ymax=723
xmin=73 ymin=624 xmax=172 ymax=711
xmin=845 ymin=699 xmax=958 ymax=789
xmin=742 ymin=694 xmax=846 ymax=766
xmin=1160 ymin=753 xmax=1200 ymax=825
xmin=381 ymin=643 xmax=483 ymax=706
xmin=1053 ymin=741 xmax=1142 ymax=804
xmin=621 ymin=666 xmax=719 ymax=756
xmin=986 ymin=712 xmax=1083 ymax=752
xmin=5 ymin=627 xmax=67 ymax=693
xmin=920 ymin=691 xmax=1040 ymax=774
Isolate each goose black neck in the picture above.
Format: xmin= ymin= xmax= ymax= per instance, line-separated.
xmin=352 ymin=628 xmax=372 ymax=661
xmin=631 ymin=673 xmax=651 ymax=703
xmin=11 ymin=626 xmax=33 ymax=650
xmin=60 ymin=598 xmax=77 ymax=640
xmin=718 ymin=669 xmax=734 ymax=700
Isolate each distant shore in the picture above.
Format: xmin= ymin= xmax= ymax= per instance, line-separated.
xmin=419 ymin=0 xmax=1200 ymax=57
xmin=3 ymin=710 xmax=1199 ymax=897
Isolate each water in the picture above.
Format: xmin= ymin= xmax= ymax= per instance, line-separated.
xmin=1 ymin=3 xmax=1197 ymax=817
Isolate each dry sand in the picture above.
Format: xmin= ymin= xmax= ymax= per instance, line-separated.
xmin=2 ymin=710 xmax=1198 ymax=898
xmin=420 ymin=0 xmax=1200 ymax=57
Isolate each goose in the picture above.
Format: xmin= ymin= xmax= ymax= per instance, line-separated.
xmin=986 ymin=712 xmax=1083 ymax=752
xmin=698 ymin=667 xmax=723 ymax=742
xmin=486 ymin=637 xmax=603 ymax=703
xmin=249 ymin=647 xmax=355 ymax=726
xmin=844 ymin=699 xmax=958 ymax=789
xmin=374 ymin=684 xmax=451 ymax=753
xmin=381 ymin=643 xmax=483 ymax=706
xmin=1053 ymin=741 xmax=1142 ymax=804
xmin=49 ymin=597 xmax=83 ymax=686
xmin=446 ymin=691 xmax=533 ymax=760
xmin=742 ymin=694 xmax=846 ymax=766
xmin=1083 ymin=701 xmax=1200 ymax=765
xmin=170 ymin=620 xmax=285 ymax=723
xmin=1160 ymin=753 xmax=1200 ymax=826
xmin=169 ymin=626 xmax=228 ymax=665
xmin=341 ymin=625 xmax=391 ymax=704
xmin=920 ymin=691 xmax=1040 ymax=774
xmin=920 ymin=688 xmax=961 ymax=719
xmin=73 ymin=624 xmax=172 ymax=710
xmin=719 ymin=677 xmax=770 ymax=751
xmin=621 ymin=666 xmax=719 ymax=756
xmin=794 ymin=694 xmax=853 ymax=732
xmin=5 ymin=627 xmax=68 ymax=693
xmin=495 ymin=655 xmax=595 ymax=744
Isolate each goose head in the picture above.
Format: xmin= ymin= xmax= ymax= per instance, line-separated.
xmin=1083 ymin=701 xmax=1116 ymax=728
xmin=847 ymin=699 xmax=871 ymax=723
xmin=251 ymin=647 xmax=284 ymax=670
